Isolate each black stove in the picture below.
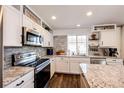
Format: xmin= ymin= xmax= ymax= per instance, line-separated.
xmin=12 ymin=52 xmax=50 ymax=88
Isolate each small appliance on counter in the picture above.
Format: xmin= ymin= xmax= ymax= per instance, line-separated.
xmin=47 ymin=48 xmax=53 ymax=55
xmin=109 ymin=48 xmax=119 ymax=57
xmin=103 ymin=48 xmax=119 ymax=57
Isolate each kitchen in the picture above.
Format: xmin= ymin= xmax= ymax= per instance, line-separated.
xmin=1 ymin=5 xmax=124 ymax=88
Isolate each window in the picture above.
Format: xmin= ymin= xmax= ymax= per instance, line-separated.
xmin=67 ymin=35 xmax=87 ymax=55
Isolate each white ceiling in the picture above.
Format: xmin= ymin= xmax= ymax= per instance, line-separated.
xmin=29 ymin=5 xmax=124 ymax=29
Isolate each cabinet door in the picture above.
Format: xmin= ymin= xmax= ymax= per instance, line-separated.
xmin=50 ymin=58 xmax=56 ymax=78
xmin=42 ymin=29 xmax=53 ymax=47
xmin=42 ymin=29 xmax=49 ymax=47
xmin=49 ymin=33 xmax=53 ymax=47
xmin=55 ymin=57 xmax=69 ymax=73
xmin=23 ymin=15 xmax=33 ymax=29
xmin=21 ymin=78 xmax=34 ymax=88
xmin=3 ymin=6 xmax=22 ymax=46
xmin=55 ymin=62 xmax=69 ymax=73
xmin=69 ymin=58 xmax=90 ymax=74
xmin=70 ymin=62 xmax=82 ymax=74
xmin=100 ymin=31 xmax=118 ymax=47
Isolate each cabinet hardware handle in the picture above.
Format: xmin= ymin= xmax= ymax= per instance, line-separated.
xmin=16 ymin=80 xmax=24 ymax=86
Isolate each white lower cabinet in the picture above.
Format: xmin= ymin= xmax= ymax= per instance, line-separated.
xmin=55 ymin=57 xmax=90 ymax=74
xmin=50 ymin=58 xmax=56 ymax=78
xmin=106 ymin=58 xmax=123 ymax=65
xmin=69 ymin=58 xmax=90 ymax=74
xmin=55 ymin=57 xmax=69 ymax=73
xmin=70 ymin=62 xmax=81 ymax=74
xmin=5 ymin=70 xmax=34 ymax=88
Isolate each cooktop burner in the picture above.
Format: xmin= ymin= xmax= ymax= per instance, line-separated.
xmin=36 ymin=58 xmax=49 ymax=66
xmin=17 ymin=58 xmax=50 ymax=67
xmin=12 ymin=52 xmax=50 ymax=67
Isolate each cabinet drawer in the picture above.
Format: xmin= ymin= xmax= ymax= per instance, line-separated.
xmin=106 ymin=58 xmax=123 ymax=62
xmin=21 ymin=78 xmax=34 ymax=88
xmin=5 ymin=70 xmax=34 ymax=88
xmin=56 ymin=57 xmax=69 ymax=62
xmin=69 ymin=58 xmax=90 ymax=63
xmin=106 ymin=58 xmax=123 ymax=65
xmin=107 ymin=62 xmax=123 ymax=65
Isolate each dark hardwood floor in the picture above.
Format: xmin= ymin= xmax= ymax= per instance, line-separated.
xmin=47 ymin=73 xmax=90 ymax=88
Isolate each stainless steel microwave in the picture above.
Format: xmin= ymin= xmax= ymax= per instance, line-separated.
xmin=22 ymin=27 xmax=43 ymax=46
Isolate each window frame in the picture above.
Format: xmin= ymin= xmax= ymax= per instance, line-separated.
xmin=67 ymin=35 xmax=88 ymax=55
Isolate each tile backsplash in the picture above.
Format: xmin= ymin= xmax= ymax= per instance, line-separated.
xmin=53 ymin=35 xmax=67 ymax=54
xmin=4 ymin=46 xmax=46 ymax=69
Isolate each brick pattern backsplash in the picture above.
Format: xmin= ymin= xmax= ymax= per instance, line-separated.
xmin=53 ymin=35 xmax=67 ymax=54
xmin=4 ymin=46 xmax=46 ymax=69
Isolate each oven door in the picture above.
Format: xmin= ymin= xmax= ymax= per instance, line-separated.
xmin=22 ymin=27 xmax=43 ymax=46
xmin=35 ymin=63 xmax=50 ymax=88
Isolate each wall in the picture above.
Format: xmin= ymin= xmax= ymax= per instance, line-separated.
xmin=4 ymin=46 xmax=46 ymax=69
xmin=53 ymin=28 xmax=91 ymax=54
xmin=0 ymin=5 xmax=3 ymax=87
xmin=53 ymin=28 xmax=91 ymax=36
xmin=121 ymin=26 xmax=124 ymax=59
xmin=53 ymin=35 xmax=67 ymax=54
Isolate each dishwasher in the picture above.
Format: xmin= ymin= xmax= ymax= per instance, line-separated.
xmin=90 ymin=58 xmax=107 ymax=64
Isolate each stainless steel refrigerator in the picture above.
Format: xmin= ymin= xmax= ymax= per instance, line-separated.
xmin=0 ymin=5 xmax=3 ymax=88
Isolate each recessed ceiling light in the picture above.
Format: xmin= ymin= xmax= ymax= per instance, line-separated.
xmin=86 ymin=11 xmax=93 ymax=16
xmin=76 ymin=24 xmax=80 ymax=27
xmin=51 ymin=16 xmax=56 ymax=20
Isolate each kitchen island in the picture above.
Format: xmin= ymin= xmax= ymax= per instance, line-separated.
xmin=80 ymin=64 xmax=124 ymax=88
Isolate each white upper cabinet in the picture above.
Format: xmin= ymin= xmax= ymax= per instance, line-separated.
xmin=99 ymin=28 xmax=120 ymax=48
xmin=22 ymin=15 xmax=33 ymax=29
xmin=23 ymin=14 xmax=42 ymax=32
xmin=92 ymin=24 xmax=116 ymax=32
xmin=42 ymin=29 xmax=53 ymax=47
xmin=3 ymin=6 xmax=22 ymax=47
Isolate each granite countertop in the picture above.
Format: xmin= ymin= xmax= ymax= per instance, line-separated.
xmin=3 ymin=66 xmax=34 ymax=87
xmin=42 ymin=55 xmax=120 ymax=59
xmin=80 ymin=64 xmax=124 ymax=88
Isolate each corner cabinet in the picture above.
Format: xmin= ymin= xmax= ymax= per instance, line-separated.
xmin=3 ymin=6 xmax=22 ymax=47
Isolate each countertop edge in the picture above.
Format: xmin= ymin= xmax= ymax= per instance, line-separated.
xmin=3 ymin=67 xmax=34 ymax=87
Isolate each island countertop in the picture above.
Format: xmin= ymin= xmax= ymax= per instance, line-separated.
xmin=3 ymin=66 xmax=34 ymax=87
xmin=80 ymin=64 xmax=124 ymax=88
